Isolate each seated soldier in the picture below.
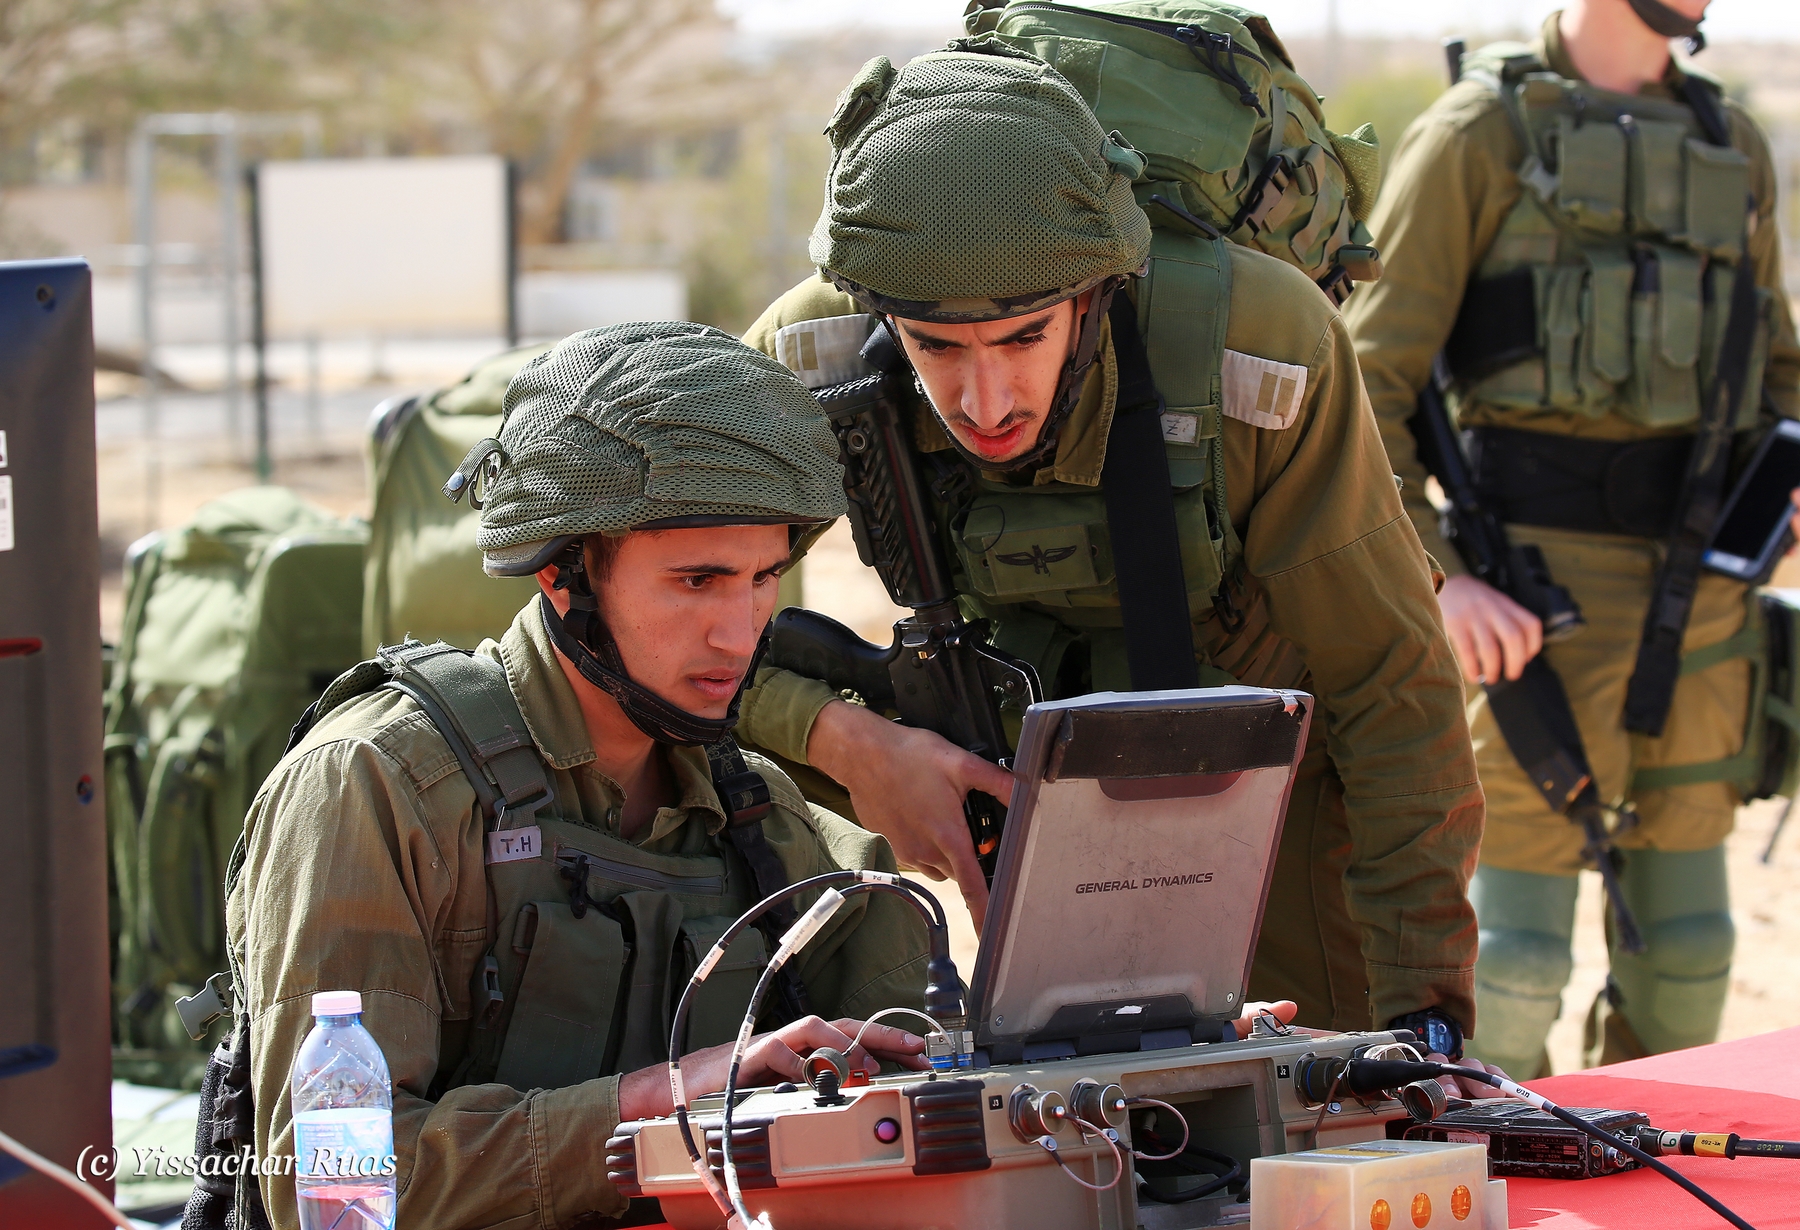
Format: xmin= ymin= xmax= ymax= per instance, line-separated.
xmin=212 ymin=324 xmax=938 ymax=1228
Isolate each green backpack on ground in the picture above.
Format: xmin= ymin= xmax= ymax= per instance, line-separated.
xmin=104 ymin=487 xmax=367 ymax=1086
xmin=967 ymin=0 xmax=1384 ymax=301
xmin=362 ymin=345 xmax=550 ymax=655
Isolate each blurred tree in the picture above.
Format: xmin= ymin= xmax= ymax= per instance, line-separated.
xmin=434 ymin=0 xmax=722 ymax=244
xmin=0 ymin=0 xmax=138 ymax=156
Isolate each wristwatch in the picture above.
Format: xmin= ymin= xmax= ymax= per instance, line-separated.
xmin=1387 ymin=1009 xmax=1465 ymax=1061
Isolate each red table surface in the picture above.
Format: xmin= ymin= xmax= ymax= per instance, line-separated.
xmin=633 ymin=1028 xmax=1800 ymax=1230
xmin=1508 ymin=1026 xmax=1800 ymax=1228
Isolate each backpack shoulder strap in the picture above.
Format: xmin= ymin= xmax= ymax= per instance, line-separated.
xmin=280 ymin=641 xmax=554 ymax=829
xmin=1136 ymin=231 xmax=1243 ymax=619
xmin=377 ymin=640 xmax=554 ymax=828
xmin=281 ymin=658 xmax=391 ymax=755
xmin=1460 ymin=40 xmax=1544 ymax=90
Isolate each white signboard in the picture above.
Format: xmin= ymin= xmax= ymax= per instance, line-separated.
xmin=259 ymin=156 xmax=508 ymax=337
xmin=517 ymin=270 xmax=687 ymax=340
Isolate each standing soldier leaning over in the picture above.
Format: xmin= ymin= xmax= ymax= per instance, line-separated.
xmin=185 ymin=325 xmax=935 ymax=1230
xmin=1346 ymin=0 xmax=1800 ymax=1077
xmin=735 ymin=43 xmax=1493 ymax=1067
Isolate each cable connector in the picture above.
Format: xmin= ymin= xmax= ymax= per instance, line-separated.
xmin=924 ymin=1029 xmax=976 ymax=1072
xmin=772 ymin=888 xmax=846 ymax=966
xmin=854 ymin=870 xmax=902 ymax=885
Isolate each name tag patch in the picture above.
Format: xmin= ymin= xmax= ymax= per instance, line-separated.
xmin=772 ymin=314 xmax=878 ymax=389
xmin=486 ymin=825 xmax=541 ymax=865
xmin=1221 ymin=349 xmax=1307 ymax=430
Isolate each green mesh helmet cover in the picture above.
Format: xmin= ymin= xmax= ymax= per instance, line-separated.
xmin=810 ymin=38 xmax=1153 ymax=323
xmin=473 ymin=322 xmax=845 ymax=574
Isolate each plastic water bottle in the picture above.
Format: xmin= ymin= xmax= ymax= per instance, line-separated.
xmin=291 ymin=990 xmax=397 ymax=1230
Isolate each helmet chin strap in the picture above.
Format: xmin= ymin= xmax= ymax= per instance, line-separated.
xmin=541 ymin=545 xmax=764 ymax=747
xmin=888 ymin=275 xmax=1127 ymax=475
xmin=1626 ymin=0 xmax=1705 ymax=52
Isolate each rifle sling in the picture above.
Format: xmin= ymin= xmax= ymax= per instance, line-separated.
xmin=707 ymin=737 xmax=813 ymax=1022
xmin=1623 ymin=230 xmax=1760 ymax=737
xmin=1103 ymin=293 xmax=1201 ymax=691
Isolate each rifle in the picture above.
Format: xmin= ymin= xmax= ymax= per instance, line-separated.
xmin=1408 ymin=364 xmax=1646 ymax=954
xmin=768 ymin=327 xmax=1041 ymax=882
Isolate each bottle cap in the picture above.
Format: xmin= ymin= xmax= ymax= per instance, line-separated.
xmin=312 ymin=990 xmax=362 ymax=1017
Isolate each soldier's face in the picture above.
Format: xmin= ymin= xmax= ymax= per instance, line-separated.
xmin=892 ymin=294 xmax=1087 ymax=464
xmin=592 ymin=525 xmax=791 ymax=719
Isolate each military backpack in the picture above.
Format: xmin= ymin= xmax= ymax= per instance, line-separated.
xmin=104 ymin=487 xmax=366 ymax=1086
xmin=967 ymin=0 xmax=1385 ymax=302
xmin=362 ymin=345 xmax=549 ymax=655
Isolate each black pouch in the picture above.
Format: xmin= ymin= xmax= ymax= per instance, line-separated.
xmin=180 ymin=1019 xmax=271 ymax=1230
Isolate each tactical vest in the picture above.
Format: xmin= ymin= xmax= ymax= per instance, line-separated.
xmin=1451 ymin=45 xmax=1768 ymax=430
xmin=939 ymin=229 xmax=1243 ymax=694
xmin=182 ymin=640 xmax=785 ymax=1230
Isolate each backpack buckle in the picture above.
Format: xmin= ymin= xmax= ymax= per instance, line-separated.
xmin=471 ymin=955 xmax=505 ymax=1030
xmin=175 ymin=972 xmax=235 ymax=1042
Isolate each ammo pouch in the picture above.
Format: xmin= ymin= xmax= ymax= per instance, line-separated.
xmin=1451 ymin=52 xmax=1769 ymax=430
xmin=1630 ymin=588 xmax=1800 ymax=801
xmin=1465 ymin=425 xmax=1693 ymax=539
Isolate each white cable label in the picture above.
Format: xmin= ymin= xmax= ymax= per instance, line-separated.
xmin=775 ymin=888 xmax=846 ymax=961
xmin=694 ymin=942 xmax=727 ymax=981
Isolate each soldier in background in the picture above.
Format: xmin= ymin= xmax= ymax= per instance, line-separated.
xmin=1346 ymin=0 xmax=1800 ymax=1075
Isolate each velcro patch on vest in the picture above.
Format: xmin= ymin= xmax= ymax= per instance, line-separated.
xmin=1221 ymin=350 xmax=1308 ymax=430
xmin=487 ymin=825 xmax=542 ymax=865
xmin=772 ymin=314 xmax=878 ymax=389
xmin=1160 ymin=412 xmax=1200 ymax=446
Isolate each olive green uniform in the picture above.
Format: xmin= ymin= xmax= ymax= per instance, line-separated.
xmin=229 ymin=601 xmax=928 ymax=1229
xmin=737 ymin=241 xmax=1485 ymax=1036
xmin=1344 ymin=14 xmax=1800 ymax=1072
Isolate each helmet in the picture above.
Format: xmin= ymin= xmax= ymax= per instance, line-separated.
xmin=443 ymin=321 xmax=847 ymax=745
xmin=451 ymin=321 xmax=846 ymax=576
xmin=808 ymin=40 xmax=1151 ymax=471
xmin=809 ymin=39 xmax=1151 ymax=324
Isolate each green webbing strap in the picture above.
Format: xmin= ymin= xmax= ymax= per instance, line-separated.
xmin=1672 ymin=622 xmax=1764 ymax=678
xmin=1628 ymin=607 xmax=1795 ymax=793
xmin=376 ymin=641 xmax=553 ymax=1035
xmin=378 ymin=641 xmax=553 ymax=826
xmin=1138 ymin=230 xmax=1240 ymax=594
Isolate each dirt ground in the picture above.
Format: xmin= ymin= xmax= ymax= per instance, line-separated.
xmin=95 ymin=380 xmax=1800 ymax=1077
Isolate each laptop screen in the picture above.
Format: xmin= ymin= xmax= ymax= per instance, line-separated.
xmin=967 ymin=687 xmax=1311 ymax=1061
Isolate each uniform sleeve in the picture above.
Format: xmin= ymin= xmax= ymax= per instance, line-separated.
xmin=1341 ymin=92 xmax=1525 ymax=576
xmin=738 ymin=665 xmax=840 ymax=765
xmin=233 ymin=738 xmax=628 ymax=1230
xmin=1734 ymin=105 xmax=1800 ymax=419
xmin=1228 ymin=307 xmax=1484 ymax=1031
xmin=737 ymin=273 xmax=877 ymax=766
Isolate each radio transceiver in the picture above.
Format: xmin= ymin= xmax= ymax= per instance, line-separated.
xmin=606 ymin=690 xmax=1507 ymax=1230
